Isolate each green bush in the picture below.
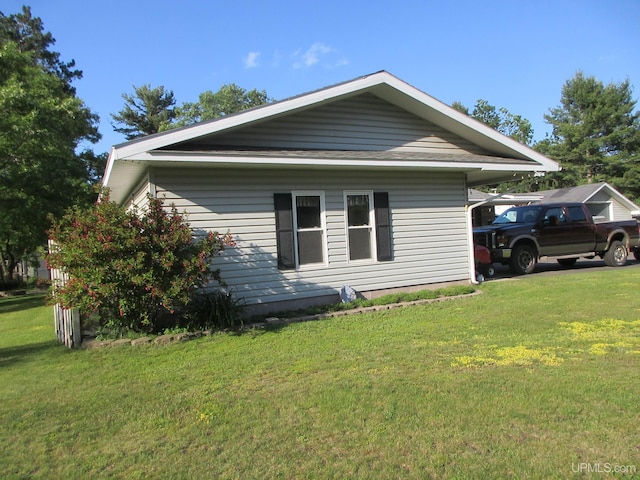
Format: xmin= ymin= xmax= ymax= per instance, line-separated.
xmin=47 ymin=191 xmax=235 ymax=334
xmin=0 ymin=279 xmax=23 ymax=291
xmin=182 ymin=289 xmax=246 ymax=330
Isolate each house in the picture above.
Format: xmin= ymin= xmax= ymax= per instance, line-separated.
xmin=469 ymin=182 xmax=640 ymax=227
xmin=534 ymin=182 xmax=640 ymax=222
xmin=102 ymin=71 xmax=560 ymax=314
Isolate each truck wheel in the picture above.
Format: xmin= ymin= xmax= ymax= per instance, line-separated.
xmin=603 ymin=240 xmax=628 ymax=267
xmin=557 ymin=258 xmax=578 ymax=268
xmin=509 ymin=245 xmax=537 ymax=274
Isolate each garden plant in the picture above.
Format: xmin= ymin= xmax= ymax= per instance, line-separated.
xmin=47 ymin=191 xmax=235 ymax=335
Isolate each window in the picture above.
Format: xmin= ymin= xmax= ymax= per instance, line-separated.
xmin=273 ymin=192 xmax=326 ymax=269
xmin=567 ymin=206 xmax=587 ymax=223
xmin=274 ymin=191 xmax=392 ymax=270
xmin=294 ymin=193 xmax=326 ymax=265
xmin=345 ymin=192 xmax=375 ymax=261
xmin=543 ymin=207 xmax=566 ymax=226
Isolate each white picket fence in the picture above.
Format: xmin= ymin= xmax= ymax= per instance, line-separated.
xmin=48 ymin=241 xmax=81 ymax=348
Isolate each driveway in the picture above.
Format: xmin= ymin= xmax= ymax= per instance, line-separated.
xmin=484 ymin=256 xmax=640 ymax=281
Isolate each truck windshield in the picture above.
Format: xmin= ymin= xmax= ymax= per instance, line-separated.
xmin=493 ymin=206 xmax=542 ymax=224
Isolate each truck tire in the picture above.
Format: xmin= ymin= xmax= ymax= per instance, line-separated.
xmin=509 ymin=244 xmax=537 ymax=274
xmin=603 ymin=240 xmax=628 ymax=267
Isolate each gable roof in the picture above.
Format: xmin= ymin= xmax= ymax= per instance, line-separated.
xmin=535 ymin=182 xmax=640 ymax=210
xmin=103 ymin=71 xmax=561 ymax=203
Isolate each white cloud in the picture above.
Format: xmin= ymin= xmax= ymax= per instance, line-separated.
xmin=303 ymin=42 xmax=333 ymax=67
xmin=271 ymin=50 xmax=283 ymax=67
xmin=292 ymin=42 xmax=347 ymax=70
xmin=244 ymin=51 xmax=261 ymax=69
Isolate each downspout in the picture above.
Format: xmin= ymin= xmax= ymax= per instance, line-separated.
xmin=466 ymin=198 xmax=493 ymax=285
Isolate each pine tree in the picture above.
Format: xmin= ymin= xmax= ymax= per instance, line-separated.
xmin=111 ymin=84 xmax=176 ymax=139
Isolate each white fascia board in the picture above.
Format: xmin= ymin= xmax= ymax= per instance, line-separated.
xmin=131 ymin=150 xmax=542 ymax=173
xmin=102 ymin=146 xmax=118 ymax=188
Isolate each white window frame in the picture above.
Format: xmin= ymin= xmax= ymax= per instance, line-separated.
xmin=292 ymin=191 xmax=328 ymax=269
xmin=344 ymin=190 xmax=377 ymax=264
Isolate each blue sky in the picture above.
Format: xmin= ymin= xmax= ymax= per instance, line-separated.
xmin=4 ymin=1 xmax=640 ymax=155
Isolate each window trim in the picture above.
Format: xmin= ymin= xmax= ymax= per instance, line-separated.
xmin=292 ymin=190 xmax=328 ymax=269
xmin=344 ymin=190 xmax=377 ymax=264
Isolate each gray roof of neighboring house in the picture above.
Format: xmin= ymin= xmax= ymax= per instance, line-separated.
xmin=471 ymin=182 xmax=640 ymax=211
xmin=536 ymin=182 xmax=608 ymax=203
xmin=535 ymin=182 xmax=640 ymax=211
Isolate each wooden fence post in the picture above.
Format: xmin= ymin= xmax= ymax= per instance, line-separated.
xmin=48 ymin=240 xmax=82 ymax=348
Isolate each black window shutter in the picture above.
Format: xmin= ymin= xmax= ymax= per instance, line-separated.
xmin=374 ymin=192 xmax=392 ymax=261
xmin=274 ymin=193 xmax=295 ymax=269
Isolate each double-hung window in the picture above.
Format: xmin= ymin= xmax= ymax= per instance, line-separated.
xmin=345 ymin=192 xmax=375 ymax=261
xmin=273 ymin=192 xmax=326 ymax=269
xmin=293 ymin=192 xmax=326 ymax=266
xmin=274 ymin=190 xmax=391 ymax=270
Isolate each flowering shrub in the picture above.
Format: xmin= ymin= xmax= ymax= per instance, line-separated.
xmin=47 ymin=191 xmax=235 ymax=334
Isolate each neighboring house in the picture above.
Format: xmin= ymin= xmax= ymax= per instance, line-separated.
xmin=534 ymin=182 xmax=640 ymax=222
xmin=102 ymin=71 xmax=560 ymax=314
xmin=470 ymin=182 xmax=640 ymax=226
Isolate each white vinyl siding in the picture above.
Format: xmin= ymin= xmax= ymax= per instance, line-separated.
xmin=127 ymin=178 xmax=152 ymax=212
xmin=588 ymin=190 xmax=637 ymax=221
xmin=154 ymin=167 xmax=469 ymax=306
xmin=184 ymin=93 xmax=492 ymax=156
xmin=610 ymin=197 xmax=633 ymax=220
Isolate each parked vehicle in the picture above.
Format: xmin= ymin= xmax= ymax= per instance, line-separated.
xmin=473 ymin=202 xmax=640 ymax=274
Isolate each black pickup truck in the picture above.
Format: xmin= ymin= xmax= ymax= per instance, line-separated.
xmin=473 ymin=202 xmax=640 ymax=274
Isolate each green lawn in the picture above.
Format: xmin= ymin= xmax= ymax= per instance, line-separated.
xmin=1 ymin=270 xmax=639 ymax=479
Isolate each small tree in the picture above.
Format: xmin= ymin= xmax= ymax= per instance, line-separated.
xmin=451 ymin=99 xmax=534 ymax=145
xmin=111 ymin=84 xmax=176 ymax=139
xmin=47 ymin=192 xmax=234 ymax=334
xmin=173 ymin=83 xmax=272 ymax=127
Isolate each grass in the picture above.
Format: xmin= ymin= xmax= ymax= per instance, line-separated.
xmin=1 ymin=270 xmax=640 ymax=479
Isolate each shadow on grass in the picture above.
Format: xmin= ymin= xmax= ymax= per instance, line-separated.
xmin=0 ymin=294 xmax=46 ymax=314
xmin=0 ymin=340 xmax=62 ymax=367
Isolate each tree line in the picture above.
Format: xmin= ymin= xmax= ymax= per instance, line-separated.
xmin=452 ymin=76 xmax=640 ymax=196
xmin=1 ymin=5 xmax=640 ymax=283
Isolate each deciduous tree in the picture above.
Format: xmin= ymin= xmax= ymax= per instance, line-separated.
xmin=0 ymin=8 xmax=101 ymax=281
xmin=452 ymin=99 xmax=533 ymax=145
xmin=173 ymin=83 xmax=272 ymax=126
